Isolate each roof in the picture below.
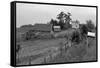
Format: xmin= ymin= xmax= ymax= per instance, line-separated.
xmin=17 ymin=24 xmax=52 ymax=33
xmin=17 ymin=26 xmax=34 ymax=33
xmin=53 ymin=26 xmax=61 ymax=31
xmin=32 ymin=24 xmax=52 ymax=31
xmin=53 ymin=26 xmax=60 ymax=28
xmin=87 ymin=32 xmax=95 ymax=37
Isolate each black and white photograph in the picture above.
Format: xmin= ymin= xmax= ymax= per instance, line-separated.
xmin=13 ymin=1 xmax=97 ymax=66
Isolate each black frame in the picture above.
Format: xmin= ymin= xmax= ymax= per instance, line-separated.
xmin=10 ymin=1 xmax=98 ymax=67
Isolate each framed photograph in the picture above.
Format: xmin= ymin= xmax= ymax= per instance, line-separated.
xmin=11 ymin=1 xmax=98 ymax=67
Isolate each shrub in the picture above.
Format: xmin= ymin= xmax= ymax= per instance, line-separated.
xmin=86 ymin=20 xmax=95 ymax=32
xmin=16 ymin=44 xmax=21 ymax=53
xmin=71 ymin=30 xmax=81 ymax=44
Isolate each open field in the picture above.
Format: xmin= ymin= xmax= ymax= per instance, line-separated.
xmin=16 ymin=35 xmax=97 ymax=65
xmin=16 ymin=38 xmax=66 ymax=65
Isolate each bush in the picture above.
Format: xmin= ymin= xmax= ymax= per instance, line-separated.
xmin=80 ymin=24 xmax=88 ymax=35
xmin=86 ymin=20 xmax=95 ymax=32
xmin=71 ymin=30 xmax=81 ymax=44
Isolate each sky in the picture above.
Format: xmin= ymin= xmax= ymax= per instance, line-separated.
xmin=16 ymin=3 xmax=96 ymax=27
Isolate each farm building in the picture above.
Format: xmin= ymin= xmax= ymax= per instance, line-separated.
xmin=53 ymin=26 xmax=61 ymax=32
xmin=32 ymin=24 xmax=52 ymax=32
xmin=20 ymin=24 xmax=61 ymax=40
xmin=87 ymin=32 xmax=96 ymax=37
xmin=29 ymin=24 xmax=61 ymax=33
xmin=70 ymin=20 xmax=79 ymax=29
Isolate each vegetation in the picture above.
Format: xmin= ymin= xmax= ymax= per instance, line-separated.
xmin=86 ymin=20 xmax=95 ymax=32
xmin=16 ymin=44 xmax=21 ymax=53
xmin=16 ymin=44 xmax=21 ymax=60
xmin=49 ymin=19 xmax=58 ymax=26
xmin=71 ymin=30 xmax=81 ymax=44
xmin=57 ymin=12 xmax=72 ymax=30
xmin=16 ymin=11 xmax=96 ymax=65
xmin=20 ymin=24 xmax=33 ymax=28
xmin=25 ymin=31 xmax=34 ymax=40
xmin=49 ymin=11 xmax=72 ymax=30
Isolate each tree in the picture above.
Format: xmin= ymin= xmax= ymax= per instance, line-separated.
xmin=86 ymin=20 xmax=95 ymax=32
xmin=50 ymin=19 xmax=58 ymax=25
xmin=71 ymin=30 xmax=81 ymax=44
xmin=64 ymin=12 xmax=72 ymax=24
xmin=57 ymin=12 xmax=65 ymax=21
xmin=57 ymin=12 xmax=65 ymax=29
xmin=58 ymin=20 xmax=65 ymax=29
xmin=80 ymin=24 xmax=88 ymax=40
xmin=50 ymin=19 xmax=54 ymax=25
xmin=81 ymin=25 xmax=88 ymax=33
xmin=57 ymin=12 xmax=72 ymax=30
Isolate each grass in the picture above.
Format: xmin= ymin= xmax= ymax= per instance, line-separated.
xmin=16 ymin=29 xmax=97 ymax=65
xmin=41 ymin=37 xmax=97 ymax=64
xmin=16 ymin=38 xmax=65 ymax=65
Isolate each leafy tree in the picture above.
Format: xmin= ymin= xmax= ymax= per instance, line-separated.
xmin=50 ymin=19 xmax=58 ymax=25
xmin=80 ymin=24 xmax=88 ymax=34
xmin=57 ymin=12 xmax=65 ymax=29
xmin=63 ymin=12 xmax=72 ymax=30
xmin=50 ymin=19 xmax=54 ymax=25
xmin=57 ymin=12 xmax=65 ymax=21
xmin=71 ymin=30 xmax=81 ymax=44
xmin=80 ymin=24 xmax=88 ymax=40
xmin=86 ymin=20 xmax=95 ymax=32
xmin=57 ymin=12 xmax=72 ymax=30
xmin=58 ymin=20 xmax=65 ymax=29
xmin=64 ymin=12 xmax=72 ymax=24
